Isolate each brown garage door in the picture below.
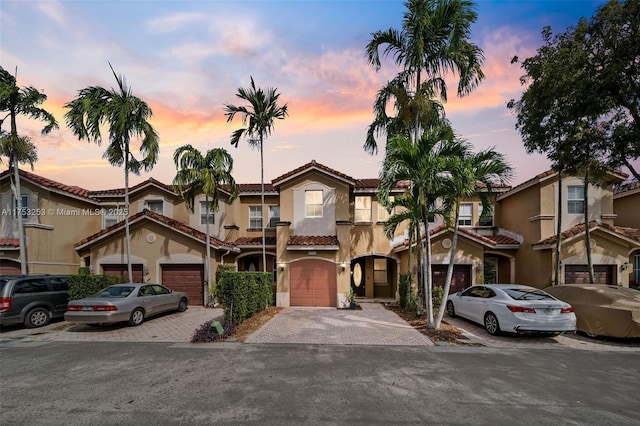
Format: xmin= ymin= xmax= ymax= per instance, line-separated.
xmin=290 ymin=260 xmax=337 ymax=307
xmin=432 ymin=265 xmax=471 ymax=294
xmin=565 ymin=265 xmax=613 ymax=284
xmin=102 ymin=264 xmax=144 ymax=282
xmin=0 ymin=260 xmax=21 ymax=275
xmin=162 ymin=264 xmax=204 ymax=306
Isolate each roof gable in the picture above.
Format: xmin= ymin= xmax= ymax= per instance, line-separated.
xmin=272 ymin=160 xmax=355 ymax=188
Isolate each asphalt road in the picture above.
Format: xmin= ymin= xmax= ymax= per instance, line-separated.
xmin=1 ymin=341 xmax=638 ymax=425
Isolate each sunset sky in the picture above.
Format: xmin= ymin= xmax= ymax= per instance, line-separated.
xmin=1 ymin=0 xmax=621 ymax=190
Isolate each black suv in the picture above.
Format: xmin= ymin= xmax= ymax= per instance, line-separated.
xmin=0 ymin=275 xmax=69 ymax=328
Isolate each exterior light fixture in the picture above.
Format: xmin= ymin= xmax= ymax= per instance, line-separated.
xmin=340 ymin=263 xmax=347 ymax=272
xmin=278 ymin=263 xmax=285 ymax=271
xmin=621 ymin=261 xmax=630 ymax=272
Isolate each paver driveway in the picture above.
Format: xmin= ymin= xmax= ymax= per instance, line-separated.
xmin=245 ymin=303 xmax=434 ymax=346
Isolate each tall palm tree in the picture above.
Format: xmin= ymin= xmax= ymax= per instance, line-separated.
xmin=365 ymin=0 xmax=484 ymax=153
xmin=224 ymin=77 xmax=288 ymax=272
xmin=0 ymin=66 xmax=58 ymax=274
xmin=173 ymin=145 xmax=238 ymax=297
xmin=434 ymin=147 xmax=512 ymax=329
xmin=379 ymin=124 xmax=467 ymax=327
xmin=64 ymin=63 xmax=159 ymax=282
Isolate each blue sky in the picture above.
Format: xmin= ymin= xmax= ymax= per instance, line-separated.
xmin=1 ymin=0 xmax=615 ymax=189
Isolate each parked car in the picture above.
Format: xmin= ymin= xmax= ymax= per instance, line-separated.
xmin=446 ymin=284 xmax=576 ymax=336
xmin=65 ymin=283 xmax=188 ymax=326
xmin=0 ymin=275 xmax=69 ymax=328
xmin=544 ymin=284 xmax=640 ymax=338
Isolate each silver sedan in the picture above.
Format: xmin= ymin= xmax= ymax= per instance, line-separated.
xmin=65 ymin=283 xmax=189 ymax=326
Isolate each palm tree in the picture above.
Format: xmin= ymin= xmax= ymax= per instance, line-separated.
xmin=0 ymin=66 xmax=58 ymax=274
xmin=365 ymin=0 xmax=484 ymax=152
xmin=224 ymin=77 xmax=288 ymax=272
xmin=434 ymin=147 xmax=512 ymax=329
xmin=64 ymin=63 xmax=159 ymax=282
xmin=378 ymin=124 xmax=467 ymax=327
xmin=173 ymin=145 xmax=238 ymax=297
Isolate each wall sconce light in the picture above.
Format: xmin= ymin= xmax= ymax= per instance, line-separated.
xmin=620 ymin=261 xmax=630 ymax=272
xmin=340 ymin=263 xmax=347 ymax=272
xmin=278 ymin=263 xmax=285 ymax=272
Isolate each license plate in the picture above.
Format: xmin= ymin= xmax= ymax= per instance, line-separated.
xmin=82 ymin=306 xmax=93 ymax=311
xmin=541 ymin=308 xmax=554 ymax=315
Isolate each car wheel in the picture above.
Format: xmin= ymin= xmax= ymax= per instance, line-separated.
xmin=129 ymin=308 xmax=145 ymax=326
xmin=484 ymin=312 xmax=501 ymax=336
xmin=177 ymin=298 xmax=188 ymax=312
xmin=25 ymin=307 xmax=51 ymax=328
xmin=446 ymin=301 xmax=456 ymax=317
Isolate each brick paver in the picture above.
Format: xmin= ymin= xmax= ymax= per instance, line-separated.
xmin=245 ymin=303 xmax=435 ymax=346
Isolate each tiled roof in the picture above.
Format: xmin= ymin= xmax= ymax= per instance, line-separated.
xmin=355 ymin=178 xmax=381 ymax=189
xmin=90 ymin=177 xmax=177 ymax=197
xmin=75 ymin=209 xmax=235 ymax=250
xmin=1 ymin=169 xmax=95 ymax=201
xmin=233 ymin=236 xmax=277 ymax=246
xmin=236 ymin=183 xmax=277 ymax=193
xmin=533 ymin=221 xmax=640 ymax=246
xmin=0 ymin=238 xmax=19 ymax=247
xmin=287 ymin=235 xmax=340 ymax=246
xmin=272 ymin=160 xmax=354 ymax=185
xmin=395 ymin=225 xmax=520 ymax=250
xmin=614 ymin=180 xmax=640 ymax=195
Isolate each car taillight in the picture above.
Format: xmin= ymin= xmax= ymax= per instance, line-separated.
xmin=507 ymin=305 xmax=536 ymax=313
xmin=560 ymin=307 xmax=574 ymax=313
xmin=93 ymin=305 xmax=118 ymax=311
xmin=0 ymin=297 xmax=11 ymax=311
xmin=67 ymin=305 xmax=82 ymax=311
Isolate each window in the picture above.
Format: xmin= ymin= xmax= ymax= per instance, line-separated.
xmin=458 ymin=204 xmax=472 ymax=226
xmin=14 ymin=278 xmax=48 ymax=294
xmin=12 ymin=195 xmax=28 ymax=219
xmin=151 ymin=285 xmax=170 ymax=295
xmin=374 ymin=258 xmax=387 ymax=286
xmin=200 ymin=201 xmax=215 ymax=225
xmin=567 ymin=186 xmax=584 ymax=214
xmin=103 ymin=207 xmax=123 ymax=229
xmin=305 ymin=190 xmax=323 ymax=218
xmin=268 ymin=206 xmax=280 ymax=228
xmin=478 ymin=204 xmax=493 ymax=226
xmin=355 ymin=196 xmax=372 ymax=222
xmin=145 ymin=200 xmax=163 ymax=214
xmin=249 ymin=206 xmax=263 ymax=229
xmin=634 ymin=255 xmax=640 ymax=286
xmin=377 ymin=196 xmax=394 ymax=222
xmin=49 ymin=277 xmax=68 ymax=291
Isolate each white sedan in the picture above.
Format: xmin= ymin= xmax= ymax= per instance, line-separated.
xmin=446 ymin=284 xmax=576 ymax=336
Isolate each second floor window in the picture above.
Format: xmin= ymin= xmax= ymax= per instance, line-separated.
xmin=355 ymin=196 xmax=372 ymax=222
xmin=377 ymin=196 xmax=394 ymax=222
xmin=200 ymin=201 xmax=215 ymax=225
xmin=458 ymin=204 xmax=472 ymax=226
xmin=249 ymin=206 xmax=263 ymax=229
xmin=268 ymin=206 xmax=280 ymax=228
xmin=567 ymin=185 xmax=584 ymax=214
xmin=12 ymin=195 xmax=28 ymax=219
xmin=305 ymin=190 xmax=323 ymax=218
xmin=478 ymin=204 xmax=493 ymax=226
xmin=145 ymin=200 xmax=163 ymax=214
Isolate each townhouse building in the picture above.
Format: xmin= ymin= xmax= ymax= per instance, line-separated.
xmin=1 ymin=161 xmax=639 ymax=307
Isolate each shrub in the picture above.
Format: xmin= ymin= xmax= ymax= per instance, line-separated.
xmin=399 ymin=274 xmax=411 ymax=308
xmin=191 ymin=320 xmax=236 ymax=343
xmin=432 ymin=285 xmax=444 ymax=313
xmin=218 ymin=271 xmax=272 ymax=325
xmin=68 ymin=274 xmax=122 ymax=300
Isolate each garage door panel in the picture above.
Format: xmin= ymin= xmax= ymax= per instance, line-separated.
xmin=162 ymin=264 xmax=204 ymax=306
xmin=432 ymin=265 xmax=471 ymax=294
xmin=0 ymin=260 xmax=21 ymax=275
xmin=102 ymin=264 xmax=144 ymax=283
xmin=290 ymin=260 xmax=336 ymax=307
xmin=565 ymin=265 xmax=613 ymax=284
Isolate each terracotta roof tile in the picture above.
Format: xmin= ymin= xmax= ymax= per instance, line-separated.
xmin=1 ymin=169 xmax=95 ymax=200
xmin=0 ymin=238 xmax=19 ymax=247
xmin=396 ymin=224 xmax=521 ymax=249
xmin=272 ymin=160 xmax=354 ymax=185
xmin=533 ymin=221 xmax=640 ymax=246
xmin=236 ymin=183 xmax=276 ymax=193
xmin=75 ymin=209 xmax=235 ymax=250
xmin=233 ymin=236 xmax=277 ymax=246
xmin=287 ymin=235 xmax=340 ymax=246
xmin=615 ymin=180 xmax=640 ymax=195
xmin=90 ymin=177 xmax=176 ymax=197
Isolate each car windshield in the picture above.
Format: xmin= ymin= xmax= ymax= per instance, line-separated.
xmin=96 ymin=286 xmax=135 ymax=298
xmin=503 ymin=288 xmax=554 ymax=301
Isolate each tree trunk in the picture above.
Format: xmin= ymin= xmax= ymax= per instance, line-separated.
xmin=205 ymin=195 xmax=212 ymax=301
xmin=584 ymin=169 xmax=595 ymax=283
xmin=415 ymin=223 xmax=424 ymax=316
xmin=554 ymin=170 xmax=563 ymax=285
xmin=124 ymin=146 xmax=133 ymax=282
xmin=422 ymin=207 xmax=434 ymax=329
xmin=260 ymin=136 xmax=266 ymax=273
xmin=9 ymin=110 xmax=27 ymax=274
xmin=435 ymin=207 xmax=461 ymax=329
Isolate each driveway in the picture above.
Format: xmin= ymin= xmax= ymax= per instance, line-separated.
xmin=245 ymin=304 xmax=433 ymax=346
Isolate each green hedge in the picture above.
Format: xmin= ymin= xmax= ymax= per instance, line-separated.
xmin=68 ymin=274 xmax=123 ymax=300
xmin=218 ymin=272 xmax=273 ymax=325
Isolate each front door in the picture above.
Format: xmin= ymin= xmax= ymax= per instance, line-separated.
xmin=351 ymin=260 xmax=365 ymax=297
